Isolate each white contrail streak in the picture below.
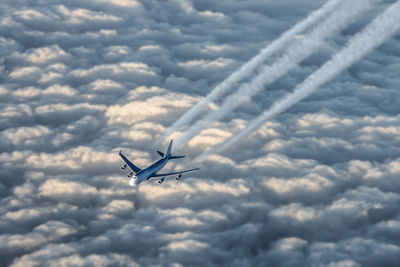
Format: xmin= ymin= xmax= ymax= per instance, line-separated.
xmin=194 ymin=0 xmax=400 ymax=163
xmin=174 ymin=0 xmax=372 ymax=149
xmin=155 ymin=0 xmax=349 ymax=146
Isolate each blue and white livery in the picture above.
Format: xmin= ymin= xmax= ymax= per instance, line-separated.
xmin=119 ymin=140 xmax=199 ymax=186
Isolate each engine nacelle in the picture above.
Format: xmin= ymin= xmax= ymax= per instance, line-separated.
xmin=176 ymin=174 xmax=182 ymax=180
xmin=127 ymin=172 xmax=133 ymax=177
xmin=121 ymin=164 xmax=127 ymax=170
xmin=158 ymin=177 xmax=165 ymax=184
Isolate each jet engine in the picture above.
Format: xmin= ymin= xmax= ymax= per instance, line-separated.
xmin=158 ymin=177 xmax=165 ymax=184
xmin=127 ymin=172 xmax=133 ymax=177
xmin=176 ymin=174 xmax=182 ymax=180
xmin=121 ymin=164 xmax=127 ymax=170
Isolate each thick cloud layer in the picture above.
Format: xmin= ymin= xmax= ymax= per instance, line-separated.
xmin=1 ymin=0 xmax=400 ymax=266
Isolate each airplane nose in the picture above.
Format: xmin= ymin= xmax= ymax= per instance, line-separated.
xmin=129 ymin=176 xmax=137 ymax=186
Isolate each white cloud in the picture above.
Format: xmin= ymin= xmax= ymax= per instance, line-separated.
xmin=138 ymin=179 xmax=250 ymax=206
xmin=1 ymin=126 xmax=52 ymax=146
xmin=105 ymin=87 xmax=200 ymax=126
xmin=13 ymin=9 xmax=54 ymax=24
xmin=24 ymin=45 xmax=68 ymax=65
xmin=163 ymin=239 xmax=209 ymax=252
xmin=43 ymin=84 xmax=77 ymax=96
xmin=1 ymin=0 xmax=400 ymax=266
xmin=0 ymin=220 xmax=77 ymax=251
xmin=57 ymin=5 xmax=122 ymax=26
xmin=99 ymin=0 xmax=142 ymax=8
xmin=102 ymin=199 xmax=134 ymax=215
xmin=70 ymin=62 xmax=158 ymax=84
xmin=9 ymin=66 xmax=42 ymax=82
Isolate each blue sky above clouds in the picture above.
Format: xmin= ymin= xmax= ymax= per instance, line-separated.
xmin=1 ymin=0 xmax=400 ymax=266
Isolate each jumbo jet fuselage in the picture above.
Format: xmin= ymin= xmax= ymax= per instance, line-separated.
xmin=130 ymin=156 xmax=169 ymax=186
xmin=119 ymin=140 xmax=199 ymax=186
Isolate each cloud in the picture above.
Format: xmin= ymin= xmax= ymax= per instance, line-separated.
xmin=12 ymin=45 xmax=69 ymax=66
xmin=105 ymin=86 xmax=200 ymax=126
xmin=70 ymin=62 xmax=160 ymax=85
xmin=0 ymin=220 xmax=78 ymax=251
xmin=56 ymin=5 xmax=122 ymax=28
xmin=38 ymin=179 xmax=98 ymax=202
xmin=1 ymin=0 xmax=400 ymax=266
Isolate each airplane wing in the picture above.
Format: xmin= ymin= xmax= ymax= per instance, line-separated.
xmin=119 ymin=151 xmax=141 ymax=173
xmin=151 ymin=168 xmax=200 ymax=178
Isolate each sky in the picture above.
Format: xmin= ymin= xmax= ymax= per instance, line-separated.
xmin=1 ymin=0 xmax=400 ymax=266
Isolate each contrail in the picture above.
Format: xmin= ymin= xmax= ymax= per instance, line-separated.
xmin=155 ymin=0 xmax=349 ymax=146
xmin=174 ymin=0 xmax=373 ymax=149
xmin=194 ymin=0 xmax=400 ymax=163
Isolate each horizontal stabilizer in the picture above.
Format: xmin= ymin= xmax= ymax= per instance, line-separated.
xmin=157 ymin=151 xmax=165 ymax=157
xmin=169 ymin=155 xmax=185 ymax=159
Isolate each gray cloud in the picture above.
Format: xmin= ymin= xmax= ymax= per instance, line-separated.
xmin=1 ymin=0 xmax=400 ymax=266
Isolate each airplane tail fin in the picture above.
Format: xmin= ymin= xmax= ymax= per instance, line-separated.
xmin=165 ymin=140 xmax=173 ymax=157
xmin=164 ymin=140 xmax=185 ymax=159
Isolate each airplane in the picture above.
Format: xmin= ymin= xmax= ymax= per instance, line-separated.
xmin=119 ymin=140 xmax=199 ymax=186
